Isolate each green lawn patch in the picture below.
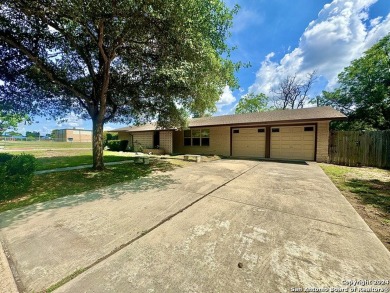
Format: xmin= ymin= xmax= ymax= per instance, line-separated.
xmin=0 ymin=159 xmax=176 ymax=213
xmin=319 ymin=164 xmax=390 ymax=214
xmin=2 ymin=141 xmax=92 ymax=149
xmin=6 ymin=150 xmax=137 ymax=171
xmin=35 ymin=154 xmax=135 ymax=171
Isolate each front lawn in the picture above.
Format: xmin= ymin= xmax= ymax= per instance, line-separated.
xmin=2 ymin=140 xmax=92 ymax=149
xmin=319 ymin=163 xmax=390 ymax=250
xmin=8 ymin=149 xmax=136 ymax=171
xmin=35 ymin=152 xmax=136 ymax=171
xmin=0 ymin=159 xmax=176 ymax=213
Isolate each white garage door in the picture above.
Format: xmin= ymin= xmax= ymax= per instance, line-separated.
xmin=270 ymin=125 xmax=315 ymax=160
xmin=232 ymin=127 xmax=266 ymax=157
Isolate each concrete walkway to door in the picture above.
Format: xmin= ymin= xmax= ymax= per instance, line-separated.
xmin=1 ymin=159 xmax=389 ymax=292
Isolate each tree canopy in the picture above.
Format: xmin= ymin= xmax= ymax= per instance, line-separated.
xmin=235 ymin=93 xmax=269 ymax=114
xmin=0 ymin=0 xmax=238 ymax=169
xmin=318 ymin=34 xmax=390 ymax=130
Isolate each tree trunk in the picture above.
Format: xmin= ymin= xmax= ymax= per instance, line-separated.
xmin=92 ymin=118 xmax=104 ymax=170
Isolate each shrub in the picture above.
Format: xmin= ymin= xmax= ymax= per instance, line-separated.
xmin=107 ymin=140 xmax=128 ymax=151
xmin=0 ymin=153 xmax=36 ymax=200
xmin=0 ymin=153 xmax=13 ymax=163
xmin=120 ymin=140 xmax=129 ymax=151
xmin=103 ymin=132 xmax=119 ymax=146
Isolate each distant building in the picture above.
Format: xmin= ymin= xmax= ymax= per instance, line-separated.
xmin=52 ymin=128 xmax=92 ymax=142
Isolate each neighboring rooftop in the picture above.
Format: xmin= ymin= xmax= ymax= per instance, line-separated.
xmin=112 ymin=106 xmax=346 ymax=132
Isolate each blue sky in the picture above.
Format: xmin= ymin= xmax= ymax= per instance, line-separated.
xmin=16 ymin=0 xmax=390 ymax=135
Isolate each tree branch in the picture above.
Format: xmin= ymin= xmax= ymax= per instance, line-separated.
xmin=98 ymin=20 xmax=108 ymax=63
xmin=1 ymin=33 xmax=88 ymax=100
xmin=43 ymin=20 xmax=97 ymax=80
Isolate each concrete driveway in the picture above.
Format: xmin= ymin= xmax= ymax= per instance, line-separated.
xmin=1 ymin=159 xmax=389 ymax=292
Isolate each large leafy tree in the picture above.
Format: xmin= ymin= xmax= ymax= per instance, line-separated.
xmin=0 ymin=0 xmax=238 ymax=169
xmin=235 ymin=93 xmax=269 ymax=114
xmin=318 ymin=34 xmax=390 ymax=130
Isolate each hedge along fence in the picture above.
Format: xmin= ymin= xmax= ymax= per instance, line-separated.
xmin=0 ymin=153 xmax=36 ymax=200
xmin=329 ymin=130 xmax=390 ymax=169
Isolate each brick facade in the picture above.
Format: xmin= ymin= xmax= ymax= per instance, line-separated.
xmin=117 ymin=120 xmax=332 ymax=162
xmin=159 ymin=131 xmax=173 ymax=154
xmin=316 ymin=120 xmax=330 ymax=162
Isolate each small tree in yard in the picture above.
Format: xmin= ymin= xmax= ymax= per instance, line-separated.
xmin=0 ymin=0 xmax=238 ymax=170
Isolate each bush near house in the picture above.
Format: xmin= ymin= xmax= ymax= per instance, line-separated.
xmin=103 ymin=132 xmax=118 ymax=146
xmin=0 ymin=153 xmax=36 ymax=200
xmin=107 ymin=140 xmax=128 ymax=152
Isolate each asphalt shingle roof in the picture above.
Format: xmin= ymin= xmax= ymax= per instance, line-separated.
xmin=112 ymin=106 xmax=346 ymax=132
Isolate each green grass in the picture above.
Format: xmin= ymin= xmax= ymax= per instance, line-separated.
xmin=1 ymin=140 xmax=91 ymax=149
xmin=4 ymin=149 xmax=137 ymax=171
xmin=35 ymin=153 xmax=135 ymax=171
xmin=0 ymin=159 xmax=177 ymax=213
xmin=320 ymin=164 xmax=390 ymax=214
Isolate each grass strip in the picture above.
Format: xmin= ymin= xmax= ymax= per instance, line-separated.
xmin=0 ymin=160 xmax=176 ymax=213
xmin=319 ymin=163 xmax=390 ymax=214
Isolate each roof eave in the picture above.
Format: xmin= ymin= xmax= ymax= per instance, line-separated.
xmin=188 ymin=116 xmax=347 ymax=128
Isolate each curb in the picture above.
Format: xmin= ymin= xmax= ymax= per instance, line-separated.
xmin=0 ymin=240 xmax=19 ymax=293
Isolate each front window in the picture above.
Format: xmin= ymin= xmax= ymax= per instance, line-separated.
xmin=184 ymin=130 xmax=191 ymax=146
xmin=201 ymin=129 xmax=210 ymax=146
xmin=183 ymin=129 xmax=210 ymax=146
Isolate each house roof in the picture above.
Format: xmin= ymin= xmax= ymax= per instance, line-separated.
xmin=112 ymin=106 xmax=346 ymax=132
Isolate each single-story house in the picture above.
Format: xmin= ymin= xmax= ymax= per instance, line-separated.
xmin=112 ymin=106 xmax=346 ymax=162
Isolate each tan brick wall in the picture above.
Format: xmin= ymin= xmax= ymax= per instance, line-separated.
xmin=53 ymin=129 xmax=92 ymax=142
xmin=316 ymin=121 xmax=330 ymax=162
xmin=117 ymin=120 xmax=331 ymax=160
xmin=159 ymin=131 xmax=173 ymax=154
xmin=66 ymin=130 xmax=92 ymax=142
xmin=173 ymin=126 xmax=231 ymax=156
xmin=132 ymin=131 xmax=154 ymax=149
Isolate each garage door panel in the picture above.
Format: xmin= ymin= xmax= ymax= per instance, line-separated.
xmin=270 ymin=125 xmax=315 ymax=161
xmin=235 ymin=136 xmax=265 ymax=141
xmin=232 ymin=128 xmax=266 ymax=157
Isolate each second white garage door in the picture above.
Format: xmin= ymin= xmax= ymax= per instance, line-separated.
xmin=270 ymin=125 xmax=315 ymax=160
xmin=232 ymin=127 xmax=266 ymax=157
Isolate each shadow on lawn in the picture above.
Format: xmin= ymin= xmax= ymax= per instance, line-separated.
xmin=0 ymin=165 xmax=178 ymax=229
xmin=36 ymin=154 xmax=135 ymax=171
xmin=345 ymin=178 xmax=390 ymax=213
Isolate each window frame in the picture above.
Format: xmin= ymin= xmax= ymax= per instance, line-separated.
xmin=183 ymin=128 xmax=210 ymax=147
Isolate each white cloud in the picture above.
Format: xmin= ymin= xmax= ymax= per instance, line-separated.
xmin=249 ymin=0 xmax=390 ymax=95
xmin=216 ymin=85 xmax=236 ymax=111
xmin=103 ymin=125 xmax=114 ymax=131
xmin=56 ymin=112 xmax=84 ymax=129
xmin=231 ymin=7 xmax=265 ymax=33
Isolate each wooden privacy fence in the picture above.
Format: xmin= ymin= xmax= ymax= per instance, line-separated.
xmin=329 ymin=130 xmax=390 ymax=168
